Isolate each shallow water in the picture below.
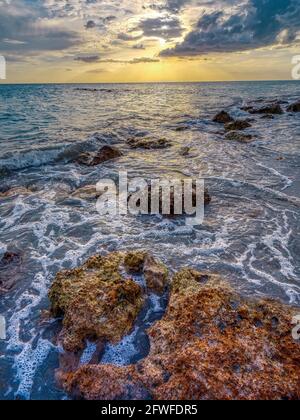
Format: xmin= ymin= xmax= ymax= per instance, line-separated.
xmin=0 ymin=81 xmax=300 ymax=399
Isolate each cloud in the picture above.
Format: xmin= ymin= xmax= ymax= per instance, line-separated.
xmin=74 ymin=55 xmax=100 ymax=63
xmin=135 ymin=16 xmax=183 ymax=40
xmin=74 ymin=55 xmax=160 ymax=64
xmin=160 ymin=0 xmax=300 ymax=56
xmin=0 ymin=2 xmax=81 ymax=53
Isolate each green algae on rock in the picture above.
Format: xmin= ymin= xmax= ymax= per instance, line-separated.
xmin=49 ymin=252 xmax=144 ymax=352
xmin=49 ymin=251 xmax=169 ymax=352
xmin=60 ymin=268 xmax=300 ymax=400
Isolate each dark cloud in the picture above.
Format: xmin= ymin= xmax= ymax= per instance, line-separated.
xmin=136 ymin=16 xmax=183 ymax=39
xmin=74 ymin=55 xmax=100 ymax=63
xmin=145 ymin=0 xmax=192 ymax=14
xmin=74 ymin=55 xmax=160 ymax=64
xmin=161 ymin=0 xmax=300 ymax=56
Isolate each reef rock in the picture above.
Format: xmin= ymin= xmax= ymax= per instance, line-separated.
xmin=77 ymin=146 xmax=122 ymax=166
xmin=226 ymin=131 xmax=253 ymax=143
xmin=225 ymin=120 xmax=252 ymax=131
xmin=124 ymin=251 xmax=169 ymax=294
xmin=49 ymin=252 xmax=145 ymax=352
xmin=287 ymin=101 xmax=300 ymax=112
xmin=143 ymin=254 xmax=169 ymax=294
xmin=127 ymin=137 xmax=171 ymax=150
xmin=213 ymin=111 xmax=234 ymax=124
xmin=60 ymin=269 xmax=300 ymax=400
xmin=179 ymin=146 xmax=191 ymax=156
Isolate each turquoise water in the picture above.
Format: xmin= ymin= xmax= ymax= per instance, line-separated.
xmin=0 ymin=81 xmax=300 ymax=399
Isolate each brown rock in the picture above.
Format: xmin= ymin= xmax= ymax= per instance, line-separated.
xmin=143 ymin=255 xmax=169 ymax=294
xmin=61 ymin=269 xmax=300 ymax=400
xmin=48 ymin=252 xmax=144 ymax=352
xmin=213 ymin=111 xmax=234 ymax=124
xmin=245 ymin=104 xmax=284 ymax=115
xmin=0 ymin=251 xmax=23 ymax=294
xmin=127 ymin=138 xmax=171 ymax=150
xmin=287 ymin=101 xmax=300 ymax=112
xmin=0 ymin=187 xmax=32 ymax=200
xmin=124 ymin=251 xmax=147 ymax=274
xmin=71 ymin=185 xmax=102 ymax=201
xmin=225 ymin=120 xmax=252 ymax=131
xmin=226 ymin=131 xmax=253 ymax=143
xmin=179 ymin=146 xmax=191 ymax=156
xmin=77 ymin=146 xmax=122 ymax=166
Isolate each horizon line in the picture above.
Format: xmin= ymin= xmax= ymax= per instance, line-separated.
xmin=0 ymin=79 xmax=298 ymax=86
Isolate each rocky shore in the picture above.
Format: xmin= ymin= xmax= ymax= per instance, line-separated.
xmin=51 ymin=256 xmax=300 ymax=400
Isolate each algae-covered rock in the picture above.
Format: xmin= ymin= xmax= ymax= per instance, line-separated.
xmin=144 ymin=255 xmax=169 ymax=294
xmin=124 ymin=251 xmax=147 ymax=274
xmin=127 ymin=137 xmax=171 ymax=150
xmin=60 ymin=268 xmax=300 ymax=400
xmin=49 ymin=252 xmax=144 ymax=352
xmin=77 ymin=146 xmax=122 ymax=166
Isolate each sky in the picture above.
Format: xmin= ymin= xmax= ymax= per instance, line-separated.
xmin=0 ymin=0 xmax=300 ymax=83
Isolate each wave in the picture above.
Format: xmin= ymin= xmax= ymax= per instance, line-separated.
xmin=0 ymin=133 xmax=112 ymax=174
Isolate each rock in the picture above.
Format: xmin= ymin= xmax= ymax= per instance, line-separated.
xmin=0 ymin=187 xmax=32 ymax=200
xmin=179 ymin=146 xmax=191 ymax=156
xmin=175 ymin=126 xmax=189 ymax=132
xmin=76 ymin=146 xmax=123 ymax=166
xmin=127 ymin=138 xmax=171 ymax=150
xmin=124 ymin=251 xmax=147 ymax=274
xmin=243 ymin=104 xmax=283 ymax=115
xmin=0 ymin=251 xmax=23 ymax=294
xmin=225 ymin=131 xmax=253 ymax=143
xmin=48 ymin=252 xmax=144 ymax=352
xmin=213 ymin=111 xmax=234 ymax=124
xmin=261 ymin=115 xmax=275 ymax=120
xmin=143 ymin=255 xmax=169 ymax=294
xmin=71 ymin=185 xmax=102 ymax=201
xmin=225 ymin=120 xmax=252 ymax=131
xmin=124 ymin=251 xmax=169 ymax=294
xmin=287 ymin=101 xmax=300 ymax=112
xmin=60 ymin=269 xmax=300 ymax=400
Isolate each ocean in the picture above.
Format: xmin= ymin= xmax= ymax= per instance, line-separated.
xmin=0 ymin=81 xmax=300 ymax=399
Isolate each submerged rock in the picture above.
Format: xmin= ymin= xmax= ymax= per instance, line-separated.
xmin=225 ymin=131 xmax=253 ymax=143
xmin=213 ymin=111 xmax=234 ymax=124
xmin=76 ymin=146 xmax=123 ymax=166
xmin=242 ymin=103 xmax=284 ymax=115
xmin=175 ymin=126 xmax=190 ymax=132
xmin=0 ymin=251 xmax=23 ymax=294
xmin=0 ymin=186 xmax=32 ymax=200
xmin=60 ymin=269 xmax=300 ymax=400
xmin=127 ymin=137 xmax=171 ymax=150
xmin=287 ymin=101 xmax=300 ymax=112
xmin=71 ymin=185 xmax=101 ymax=201
xmin=261 ymin=114 xmax=275 ymax=120
xmin=225 ymin=120 xmax=252 ymax=131
xmin=179 ymin=146 xmax=191 ymax=156
xmin=49 ymin=252 xmax=144 ymax=352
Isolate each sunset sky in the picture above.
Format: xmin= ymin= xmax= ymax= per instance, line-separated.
xmin=0 ymin=0 xmax=300 ymax=83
